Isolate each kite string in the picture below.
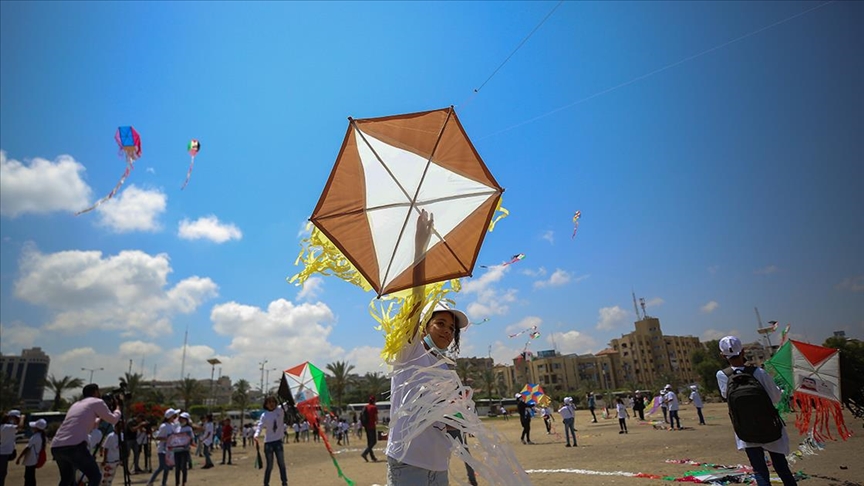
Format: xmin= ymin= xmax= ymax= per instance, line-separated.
xmin=459 ymin=0 xmax=565 ymax=110
xmin=478 ymin=0 xmax=836 ymax=139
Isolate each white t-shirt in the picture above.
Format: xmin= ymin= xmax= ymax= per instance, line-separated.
xmin=88 ymin=428 xmax=103 ymax=454
xmin=154 ymin=422 xmax=173 ymax=454
xmin=23 ymin=432 xmax=43 ymax=467
xmin=558 ymin=404 xmax=574 ymax=420
xmin=385 ymin=338 xmax=454 ymax=472
xmin=716 ymin=367 xmax=790 ymax=454
xmin=616 ymin=403 xmax=628 ymax=419
xmin=103 ymin=432 xmax=121 ymax=463
xmin=690 ymin=390 xmax=703 ymax=408
xmin=664 ymin=391 xmax=680 ymax=411
xmin=0 ymin=423 xmax=18 ymax=455
xmin=203 ymin=422 xmax=214 ymax=446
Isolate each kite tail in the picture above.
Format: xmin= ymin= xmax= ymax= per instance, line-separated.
xmin=487 ymin=199 xmax=509 ymax=232
xmin=75 ymin=159 xmax=134 ymax=215
xmin=288 ymin=225 xmax=373 ymax=292
xmin=793 ymin=392 xmax=852 ymax=442
xmin=298 ymin=407 xmax=354 ymax=486
xmin=371 ymin=280 xmax=460 ymax=363
xmin=181 ymin=157 xmax=195 ymax=190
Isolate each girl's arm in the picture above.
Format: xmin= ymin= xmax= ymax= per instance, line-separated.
xmin=408 ymin=210 xmax=433 ymax=340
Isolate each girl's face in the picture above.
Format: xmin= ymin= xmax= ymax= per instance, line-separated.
xmin=265 ymin=398 xmax=276 ymax=411
xmin=424 ymin=311 xmax=456 ymax=349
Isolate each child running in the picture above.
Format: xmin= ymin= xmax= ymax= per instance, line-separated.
xmin=616 ymin=398 xmax=629 ymax=434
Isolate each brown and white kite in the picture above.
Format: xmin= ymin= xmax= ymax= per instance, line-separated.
xmin=310 ymin=106 xmax=504 ymax=296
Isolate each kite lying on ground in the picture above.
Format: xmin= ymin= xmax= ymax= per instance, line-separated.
xmin=76 ymin=126 xmax=142 ymax=215
xmin=181 ymin=139 xmax=201 ymax=190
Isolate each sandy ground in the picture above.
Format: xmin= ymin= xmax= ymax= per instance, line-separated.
xmin=7 ymin=403 xmax=863 ymax=486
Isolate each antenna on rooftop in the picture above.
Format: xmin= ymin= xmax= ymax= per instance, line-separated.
xmin=632 ymin=290 xmax=642 ymax=319
xmin=639 ymin=298 xmax=648 ymax=319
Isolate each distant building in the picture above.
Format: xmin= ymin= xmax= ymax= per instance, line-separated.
xmin=0 ymin=347 xmax=50 ymax=409
xmin=609 ymin=316 xmax=702 ymax=386
xmin=141 ymin=376 xmax=234 ymax=407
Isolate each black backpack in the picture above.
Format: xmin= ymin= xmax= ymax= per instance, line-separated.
xmin=723 ymin=366 xmax=783 ymax=443
xmin=359 ymin=407 xmax=369 ymax=428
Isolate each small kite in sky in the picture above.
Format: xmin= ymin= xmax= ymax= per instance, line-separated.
xmin=481 ymin=253 xmax=525 ymax=268
xmin=181 ymin=139 xmax=201 ymax=190
xmin=509 ymin=325 xmax=540 ymax=340
xmin=76 ymin=126 xmax=142 ymax=215
xmin=571 ymin=210 xmax=582 ymax=239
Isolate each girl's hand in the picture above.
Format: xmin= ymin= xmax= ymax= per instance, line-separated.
xmin=415 ymin=209 xmax=434 ymax=251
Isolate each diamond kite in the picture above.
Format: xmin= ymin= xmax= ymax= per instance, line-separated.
xmin=76 ymin=126 xmax=142 ymax=215
xmin=309 ymin=106 xmax=505 ymax=297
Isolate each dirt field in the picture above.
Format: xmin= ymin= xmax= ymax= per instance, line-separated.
xmin=7 ymin=403 xmax=862 ymax=486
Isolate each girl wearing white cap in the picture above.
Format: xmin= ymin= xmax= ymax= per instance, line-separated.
xmin=385 ymin=210 xmax=472 ymax=486
xmin=16 ymin=418 xmax=45 ymax=486
xmin=146 ymin=409 xmax=177 ymax=486
xmin=171 ymin=413 xmax=195 ymax=486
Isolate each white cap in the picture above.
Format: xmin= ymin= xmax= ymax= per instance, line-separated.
xmin=180 ymin=412 xmax=191 ymax=420
xmin=421 ymin=301 xmax=470 ymax=330
xmin=164 ymin=408 xmax=177 ymax=419
xmin=664 ymin=384 xmax=672 ymax=390
xmin=690 ymin=385 xmax=698 ymax=390
xmin=719 ymin=335 xmax=743 ymax=357
xmin=7 ymin=410 xmax=21 ymax=418
xmin=563 ymin=397 xmax=573 ymax=403
xmin=515 ymin=393 xmax=522 ymax=399
xmin=29 ymin=419 xmax=47 ymax=430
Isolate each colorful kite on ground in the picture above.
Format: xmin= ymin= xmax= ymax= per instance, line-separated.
xmin=764 ymin=340 xmax=851 ymax=442
xmin=181 ymin=139 xmax=201 ymax=190
xmin=76 ymin=126 xmax=142 ymax=215
xmin=571 ymin=210 xmax=581 ymax=239
xmin=480 ymin=253 xmax=525 ymax=268
xmin=282 ymin=361 xmax=353 ymax=485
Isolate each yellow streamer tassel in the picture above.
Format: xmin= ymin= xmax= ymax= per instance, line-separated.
xmin=288 ymin=223 xmax=372 ymax=293
xmin=488 ymin=200 xmax=509 ymax=232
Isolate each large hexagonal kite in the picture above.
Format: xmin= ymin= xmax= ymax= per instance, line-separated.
xmin=311 ymin=106 xmax=504 ymax=297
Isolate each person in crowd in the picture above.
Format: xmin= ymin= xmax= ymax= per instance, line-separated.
xmin=201 ymin=414 xmax=214 ymax=469
xmin=0 ymin=409 xmax=26 ymax=486
xmin=632 ymin=392 xmax=646 ymax=421
xmin=172 ymin=413 xmax=195 ymax=486
xmin=558 ymin=397 xmax=577 ymax=448
xmin=517 ymin=394 xmax=533 ymax=445
xmin=255 ymin=396 xmax=289 ymax=486
xmin=664 ymin=385 xmax=682 ymax=430
xmin=51 ymin=384 xmax=122 ymax=486
xmin=616 ymin=397 xmax=629 ymax=434
xmin=15 ymin=418 xmax=46 ymax=486
xmin=689 ymin=385 xmax=706 ymax=425
xmin=361 ymin=396 xmax=379 ymax=463
xmin=147 ymin=409 xmax=177 ymax=486
xmin=220 ymin=418 xmax=233 ymax=465
xmin=100 ymin=421 xmax=123 ymax=486
xmin=587 ymin=392 xmax=598 ymax=423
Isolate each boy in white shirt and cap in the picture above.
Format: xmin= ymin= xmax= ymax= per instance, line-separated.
xmin=689 ymin=385 xmax=706 ymax=425
xmin=716 ymin=336 xmax=797 ymax=486
xmin=16 ymin=418 xmax=46 ymax=486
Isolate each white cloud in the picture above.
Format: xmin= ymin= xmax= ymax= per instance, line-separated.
xmin=344 ymin=346 xmax=386 ymax=375
xmin=595 ymin=306 xmax=629 ymax=331
xmin=297 ymin=221 xmax=313 ymax=238
xmin=521 ymin=267 xmax=547 ymax=278
xmin=296 ymin=276 xmax=324 ymax=301
xmin=504 ymin=316 xmax=543 ymax=336
xmin=835 ymin=276 xmax=864 ymax=293
xmin=541 ymin=231 xmax=554 ymax=244
xmin=549 ymin=330 xmax=599 ymax=355
xmin=0 ymin=150 xmax=92 ymax=217
xmin=0 ymin=321 xmax=40 ymax=353
xmin=96 ymin=185 xmax=166 ymax=233
xmin=490 ymin=340 xmax=523 ymax=366
xmin=533 ymin=269 xmax=572 ymax=289
xmin=462 ymin=266 xmax=517 ymax=318
xmin=210 ymin=299 xmax=354 ymax=378
xmin=14 ymin=245 xmax=218 ymax=336
xmin=701 ymin=328 xmax=739 ymax=342
xmin=178 ymin=215 xmax=243 ymax=243
xmin=145 ymin=167 xmax=156 ymax=174
xmin=118 ymin=341 xmax=162 ymax=356
xmin=701 ymin=301 xmax=719 ymax=313
xmin=754 ymin=265 xmax=778 ymax=275
xmin=645 ymin=297 xmax=664 ymax=307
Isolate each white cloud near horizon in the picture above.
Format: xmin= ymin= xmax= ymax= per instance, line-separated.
xmin=549 ymin=330 xmax=599 ymax=355
xmin=754 ymin=265 xmax=778 ymax=275
xmin=96 ymin=185 xmax=167 ymax=233
xmin=521 ymin=267 xmax=547 ymax=278
xmin=178 ymin=215 xmax=243 ymax=243
xmin=504 ymin=316 xmax=543 ymax=336
xmin=595 ymin=306 xmax=629 ymax=331
xmin=701 ymin=301 xmax=719 ymax=313
xmin=645 ymin=297 xmax=664 ymax=307
xmin=0 ymin=321 xmax=40 ymax=354
xmin=0 ymin=150 xmax=92 ymax=217
xmin=701 ymin=328 xmax=740 ymax=342
xmin=835 ymin=276 xmax=864 ymax=293
xmin=533 ymin=269 xmax=575 ymax=289
xmin=14 ymin=245 xmax=218 ymax=337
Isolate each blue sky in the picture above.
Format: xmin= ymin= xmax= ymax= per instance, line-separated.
xmin=1 ymin=1 xmax=861 ymax=393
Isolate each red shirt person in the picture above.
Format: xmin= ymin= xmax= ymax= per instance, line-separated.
xmin=361 ymin=396 xmax=379 ymax=462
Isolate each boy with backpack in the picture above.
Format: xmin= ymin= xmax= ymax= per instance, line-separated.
xmin=715 ymin=336 xmax=797 ymax=486
xmin=16 ymin=418 xmax=47 ymax=486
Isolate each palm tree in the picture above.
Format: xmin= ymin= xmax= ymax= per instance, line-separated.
xmin=363 ymin=372 xmax=389 ymax=399
xmin=232 ymin=379 xmax=252 ymax=427
xmin=176 ymin=377 xmax=204 ymax=410
xmin=325 ymin=360 xmax=355 ymax=412
xmin=473 ymin=368 xmax=498 ymax=415
xmin=43 ymin=375 xmax=84 ymax=411
xmin=0 ymin=374 xmax=20 ymax=411
xmin=121 ymin=372 xmax=144 ymax=398
xmin=455 ymin=360 xmax=474 ymax=386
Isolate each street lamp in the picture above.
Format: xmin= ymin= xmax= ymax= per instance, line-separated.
xmin=265 ymin=367 xmax=279 ymax=394
xmin=258 ymin=360 xmax=269 ymax=395
xmin=82 ymin=367 xmax=104 ymax=383
xmin=207 ymin=358 xmax=222 ymax=411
